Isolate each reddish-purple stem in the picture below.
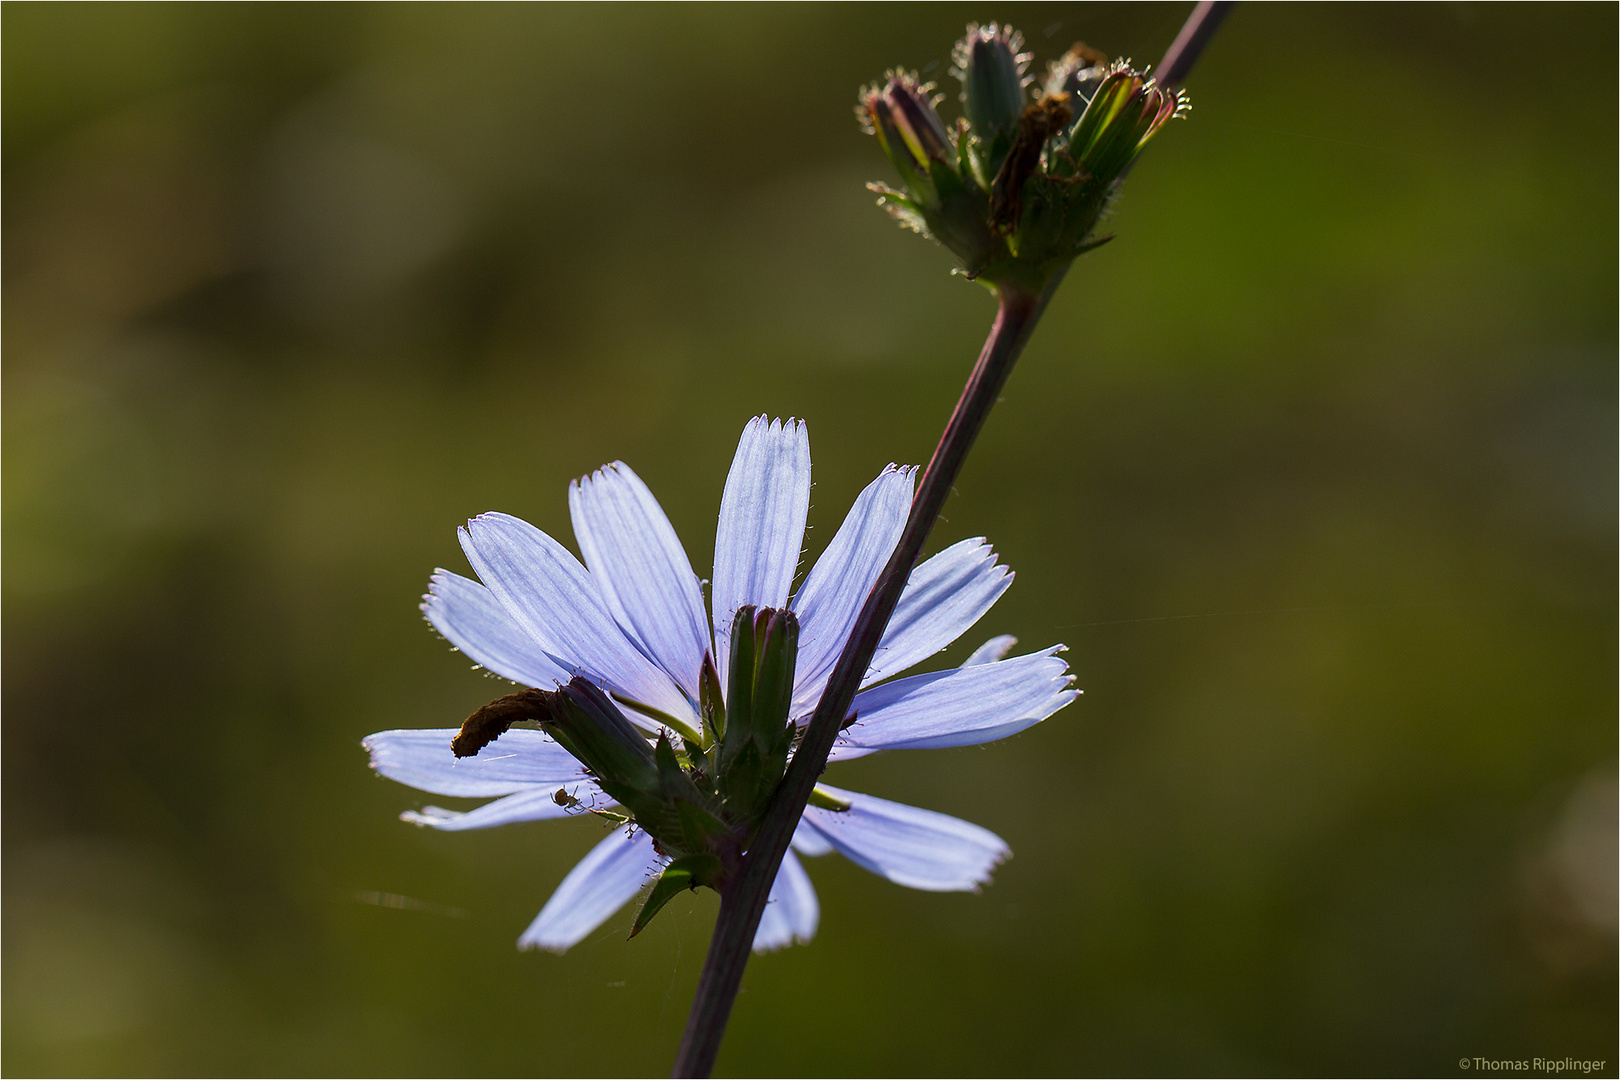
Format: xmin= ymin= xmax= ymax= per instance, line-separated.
xmin=673 ymin=286 xmax=1041 ymax=1077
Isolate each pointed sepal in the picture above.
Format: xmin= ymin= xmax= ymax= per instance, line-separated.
xmin=699 ymin=651 xmax=726 ymax=745
xmin=630 ymin=854 xmax=724 ymax=938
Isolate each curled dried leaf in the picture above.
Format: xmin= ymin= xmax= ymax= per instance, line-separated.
xmin=989 ymin=94 xmax=1074 ymax=233
xmin=452 ymin=688 xmax=550 ymax=758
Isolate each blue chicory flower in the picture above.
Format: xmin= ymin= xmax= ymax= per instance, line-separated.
xmin=363 ymin=416 xmax=1078 ymax=952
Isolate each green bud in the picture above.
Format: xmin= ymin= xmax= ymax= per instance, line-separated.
xmin=859 ymin=71 xmax=953 ymax=220
xmin=717 ymin=605 xmax=799 ymax=825
xmin=1067 ymin=64 xmax=1184 ymax=181
xmin=746 ymin=608 xmax=797 ymax=751
xmin=863 ymin=72 xmax=953 ymax=174
xmin=859 ymin=74 xmax=1001 ymax=275
xmin=952 ymin=23 xmax=1029 ymax=159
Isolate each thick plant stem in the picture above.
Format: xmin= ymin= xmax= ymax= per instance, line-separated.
xmin=672 ymin=284 xmax=1045 ymax=1078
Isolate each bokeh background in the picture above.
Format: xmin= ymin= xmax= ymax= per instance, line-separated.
xmin=4 ymin=3 xmax=1615 ymax=1076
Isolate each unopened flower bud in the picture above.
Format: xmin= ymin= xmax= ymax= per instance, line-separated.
xmin=878 ymin=74 xmax=953 ymax=171
xmin=1068 ymin=65 xmax=1184 ymax=183
xmin=717 ymin=605 xmax=799 ymax=825
xmin=952 ymin=23 xmax=1029 ymax=149
xmin=858 ymin=69 xmax=999 ymax=274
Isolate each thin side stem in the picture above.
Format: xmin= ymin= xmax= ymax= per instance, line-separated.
xmin=672 ymin=284 xmax=1044 ymax=1078
xmin=1155 ymin=1 xmax=1234 ymax=91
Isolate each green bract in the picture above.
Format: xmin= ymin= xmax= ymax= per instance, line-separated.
xmin=858 ymin=23 xmax=1187 ymax=294
xmin=716 ymin=606 xmax=799 ymax=826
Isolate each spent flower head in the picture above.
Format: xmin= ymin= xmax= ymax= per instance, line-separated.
xmin=859 ymin=22 xmax=1188 ymax=294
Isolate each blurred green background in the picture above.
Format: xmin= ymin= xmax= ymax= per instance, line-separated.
xmin=4 ymin=3 xmax=1615 ymax=1076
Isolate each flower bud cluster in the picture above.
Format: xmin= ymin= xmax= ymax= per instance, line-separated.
xmin=452 ymin=606 xmax=803 ymax=936
xmin=858 ymin=23 xmax=1187 ymax=293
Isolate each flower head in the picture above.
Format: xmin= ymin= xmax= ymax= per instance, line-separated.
xmin=364 ymin=416 xmax=1078 ymax=952
xmin=860 ymin=23 xmax=1188 ymax=294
